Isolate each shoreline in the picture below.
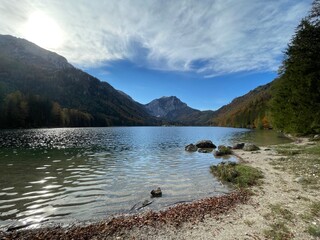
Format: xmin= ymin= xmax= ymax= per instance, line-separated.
xmin=1 ymin=138 xmax=319 ymax=239
xmin=0 ymin=191 xmax=249 ymax=239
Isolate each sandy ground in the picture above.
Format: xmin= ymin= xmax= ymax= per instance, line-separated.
xmin=116 ymin=138 xmax=319 ymax=240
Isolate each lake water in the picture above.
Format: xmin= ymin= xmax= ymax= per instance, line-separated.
xmin=0 ymin=127 xmax=291 ymax=230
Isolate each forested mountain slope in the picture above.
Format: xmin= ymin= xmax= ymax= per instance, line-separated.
xmin=0 ymin=35 xmax=158 ymax=128
xmin=210 ymin=83 xmax=272 ymax=129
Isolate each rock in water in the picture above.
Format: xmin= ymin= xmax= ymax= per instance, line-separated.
xmin=185 ymin=144 xmax=198 ymax=152
xmin=214 ymin=145 xmax=232 ymax=156
xmin=151 ymin=187 xmax=162 ymax=198
xmin=243 ymin=143 xmax=260 ymax=151
xmin=232 ymin=143 xmax=245 ymax=149
xmin=198 ymin=148 xmax=209 ymax=153
xmin=195 ymin=140 xmax=216 ymax=149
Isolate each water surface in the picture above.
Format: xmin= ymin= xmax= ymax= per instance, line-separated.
xmin=0 ymin=127 xmax=290 ymax=229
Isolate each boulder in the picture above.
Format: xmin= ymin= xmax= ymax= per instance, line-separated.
xmin=214 ymin=145 xmax=232 ymax=156
xmin=218 ymin=145 xmax=229 ymax=151
xmin=214 ymin=150 xmax=223 ymax=157
xmin=151 ymin=187 xmax=162 ymax=198
xmin=232 ymin=143 xmax=245 ymax=149
xmin=195 ymin=140 xmax=216 ymax=149
xmin=243 ymin=143 xmax=260 ymax=151
xmin=185 ymin=144 xmax=198 ymax=152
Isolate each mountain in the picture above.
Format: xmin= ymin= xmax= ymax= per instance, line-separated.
xmin=145 ymin=96 xmax=215 ymax=125
xmin=0 ymin=34 xmax=158 ymax=128
xmin=211 ymin=83 xmax=273 ymax=129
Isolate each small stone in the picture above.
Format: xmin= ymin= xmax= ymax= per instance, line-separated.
xmin=294 ymin=176 xmax=305 ymax=183
xmin=151 ymin=187 xmax=162 ymax=198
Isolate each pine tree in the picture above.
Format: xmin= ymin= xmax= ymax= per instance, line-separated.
xmin=272 ymin=0 xmax=320 ymax=134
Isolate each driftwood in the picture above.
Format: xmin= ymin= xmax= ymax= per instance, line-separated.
xmin=130 ymin=200 xmax=153 ymax=211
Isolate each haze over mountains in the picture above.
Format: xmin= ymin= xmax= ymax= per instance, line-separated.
xmin=0 ymin=34 xmax=270 ymax=128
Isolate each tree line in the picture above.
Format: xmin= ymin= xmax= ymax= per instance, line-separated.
xmin=0 ymin=91 xmax=93 ymax=128
xmin=212 ymin=0 xmax=320 ymax=135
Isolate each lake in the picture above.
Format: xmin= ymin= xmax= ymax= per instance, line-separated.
xmin=0 ymin=127 xmax=291 ymax=230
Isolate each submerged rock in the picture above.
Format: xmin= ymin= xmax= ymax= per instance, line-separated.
xmin=195 ymin=140 xmax=216 ymax=149
xmin=151 ymin=187 xmax=162 ymax=198
xmin=185 ymin=144 xmax=198 ymax=152
xmin=243 ymin=143 xmax=260 ymax=151
xmin=198 ymin=148 xmax=210 ymax=153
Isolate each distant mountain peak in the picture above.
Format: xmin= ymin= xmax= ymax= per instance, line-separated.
xmin=144 ymin=96 xmax=214 ymax=125
xmin=145 ymin=96 xmax=189 ymax=118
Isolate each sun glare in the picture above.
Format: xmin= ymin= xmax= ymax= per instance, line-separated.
xmin=23 ymin=11 xmax=64 ymax=50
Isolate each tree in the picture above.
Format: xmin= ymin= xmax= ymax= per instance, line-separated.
xmin=271 ymin=1 xmax=320 ymax=134
xmin=3 ymin=91 xmax=29 ymax=128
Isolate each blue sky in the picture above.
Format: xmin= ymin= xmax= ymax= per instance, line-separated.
xmin=85 ymin=61 xmax=277 ymax=110
xmin=0 ymin=0 xmax=313 ymax=110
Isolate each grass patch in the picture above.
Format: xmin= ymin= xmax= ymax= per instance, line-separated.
xmin=264 ymin=221 xmax=294 ymax=240
xmin=308 ymin=225 xmax=320 ymax=237
xmin=310 ymin=201 xmax=320 ymax=217
xmin=303 ymin=144 xmax=320 ymax=155
xmin=210 ymin=162 xmax=263 ymax=188
xmin=275 ymin=142 xmax=320 ymax=156
xmin=263 ymin=203 xmax=295 ymax=238
xmin=302 ymin=201 xmax=320 ymax=237
xmin=269 ymin=204 xmax=294 ymax=221
xmin=243 ymin=219 xmax=255 ymax=227
xmin=276 ymin=149 xmax=301 ymax=155
xmin=270 ymin=143 xmax=320 ymax=188
xmin=302 ymin=201 xmax=320 ymax=222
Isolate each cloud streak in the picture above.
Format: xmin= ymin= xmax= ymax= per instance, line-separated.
xmin=0 ymin=0 xmax=312 ymax=76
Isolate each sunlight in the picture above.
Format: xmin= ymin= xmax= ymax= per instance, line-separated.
xmin=23 ymin=11 xmax=64 ymax=50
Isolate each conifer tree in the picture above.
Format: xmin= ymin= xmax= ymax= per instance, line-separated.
xmin=272 ymin=0 xmax=320 ymax=134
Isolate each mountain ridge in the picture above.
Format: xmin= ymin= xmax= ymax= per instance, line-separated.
xmin=144 ymin=96 xmax=215 ymax=125
xmin=0 ymin=34 xmax=273 ymax=128
xmin=0 ymin=34 xmax=158 ymax=128
xmin=210 ymin=83 xmax=272 ymax=129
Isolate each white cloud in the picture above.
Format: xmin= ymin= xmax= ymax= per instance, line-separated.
xmin=0 ymin=0 xmax=312 ymax=76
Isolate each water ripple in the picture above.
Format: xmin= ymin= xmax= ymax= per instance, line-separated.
xmin=0 ymin=127 xmax=289 ymax=229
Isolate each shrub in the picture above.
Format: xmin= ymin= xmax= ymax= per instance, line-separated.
xmin=210 ymin=162 xmax=263 ymax=188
